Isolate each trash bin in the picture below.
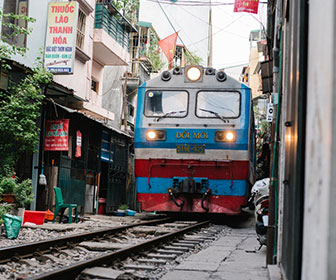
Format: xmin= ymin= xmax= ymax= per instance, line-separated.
xmin=98 ymin=198 xmax=106 ymax=214
xmin=3 ymin=214 xmax=22 ymax=239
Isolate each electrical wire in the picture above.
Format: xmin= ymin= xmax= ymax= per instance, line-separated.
xmin=156 ymin=0 xmax=201 ymax=65
xmin=178 ymin=5 xmax=247 ymax=39
xmin=145 ymin=0 xmax=268 ymax=7
xmin=188 ymin=14 xmax=244 ymax=47
xmin=161 ymin=5 xmax=209 ymax=61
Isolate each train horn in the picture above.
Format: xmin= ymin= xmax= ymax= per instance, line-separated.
xmin=216 ymin=71 xmax=227 ymax=82
xmin=161 ymin=71 xmax=172 ymax=81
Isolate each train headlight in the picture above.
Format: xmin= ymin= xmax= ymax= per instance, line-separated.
xmin=186 ymin=66 xmax=202 ymax=82
xmin=146 ymin=130 xmax=166 ymax=141
xmin=215 ymin=131 xmax=236 ymax=142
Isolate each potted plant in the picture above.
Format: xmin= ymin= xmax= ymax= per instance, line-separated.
xmin=116 ymin=204 xmax=128 ymax=216
xmin=118 ymin=204 xmax=128 ymax=212
xmin=0 ymin=177 xmax=17 ymax=203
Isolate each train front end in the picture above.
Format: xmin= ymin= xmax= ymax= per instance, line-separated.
xmin=135 ymin=66 xmax=254 ymax=214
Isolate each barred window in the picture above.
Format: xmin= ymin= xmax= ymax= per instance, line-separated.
xmin=91 ymin=79 xmax=98 ymax=92
xmin=76 ymin=10 xmax=86 ymax=49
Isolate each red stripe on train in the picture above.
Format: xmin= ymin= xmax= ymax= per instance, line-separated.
xmin=137 ymin=193 xmax=246 ymax=214
xmin=135 ymin=159 xmax=249 ymax=180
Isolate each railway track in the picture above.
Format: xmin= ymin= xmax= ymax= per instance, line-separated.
xmin=0 ymin=219 xmax=216 ymax=279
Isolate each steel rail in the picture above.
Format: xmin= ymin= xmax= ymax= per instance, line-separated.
xmin=0 ymin=218 xmax=170 ymax=264
xmin=29 ymin=220 xmax=210 ymax=280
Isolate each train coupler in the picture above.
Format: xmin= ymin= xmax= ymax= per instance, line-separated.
xmin=168 ymin=188 xmax=185 ymax=208
xmin=201 ymin=189 xmax=212 ymax=212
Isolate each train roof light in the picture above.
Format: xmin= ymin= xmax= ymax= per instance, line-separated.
xmin=186 ymin=66 xmax=202 ymax=82
xmin=161 ymin=71 xmax=172 ymax=81
xmin=173 ymin=67 xmax=182 ymax=75
xmin=205 ymin=68 xmax=216 ymax=75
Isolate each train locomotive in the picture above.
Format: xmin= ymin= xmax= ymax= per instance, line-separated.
xmin=134 ymin=66 xmax=255 ymax=214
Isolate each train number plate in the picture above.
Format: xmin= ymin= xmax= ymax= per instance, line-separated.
xmin=176 ymin=144 xmax=205 ymax=154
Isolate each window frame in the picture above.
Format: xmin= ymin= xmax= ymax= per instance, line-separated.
xmin=91 ymin=78 xmax=98 ymax=93
xmin=144 ymin=89 xmax=189 ymax=119
xmin=76 ymin=9 xmax=86 ymax=50
xmin=195 ymin=90 xmax=241 ymax=119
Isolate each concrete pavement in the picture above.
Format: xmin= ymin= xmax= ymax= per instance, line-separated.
xmin=161 ymin=225 xmax=268 ymax=280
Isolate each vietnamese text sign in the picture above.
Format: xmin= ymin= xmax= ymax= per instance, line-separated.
xmin=44 ymin=119 xmax=69 ymax=151
xmin=44 ymin=2 xmax=78 ymax=73
xmin=234 ymin=0 xmax=259 ymax=14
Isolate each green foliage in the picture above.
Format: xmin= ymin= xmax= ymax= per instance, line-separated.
xmin=14 ymin=179 xmax=33 ymax=208
xmin=0 ymin=203 xmax=11 ymax=224
xmin=0 ymin=177 xmax=16 ymax=194
xmin=0 ymin=10 xmax=35 ymax=59
xmin=0 ymin=12 xmax=52 ymax=178
xmin=119 ymin=204 xmax=129 ymax=210
xmin=0 ymin=177 xmax=33 ymax=208
xmin=184 ymin=50 xmax=203 ymax=66
xmin=0 ymin=64 xmax=51 ymax=177
xmin=147 ymin=31 xmax=165 ymax=72
xmin=111 ymin=0 xmax=139 ymax=24
xmin=255 ymin=120 xmax=271 ymax=179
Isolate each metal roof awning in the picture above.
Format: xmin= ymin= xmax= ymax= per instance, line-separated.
xmin=46 ymin=80 xmax=86 ymax=102
xmin=139 ymin=21 xmax=152 ymax=28
xmin=54 ymin=102 xmax=132 ymax=138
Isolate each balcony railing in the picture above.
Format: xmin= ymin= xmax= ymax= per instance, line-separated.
xmin=95 ymin=4 xmax=131 ymax=51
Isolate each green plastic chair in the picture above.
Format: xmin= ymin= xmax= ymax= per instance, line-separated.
xmin=53 ymin=187 xmax=78 ymax=224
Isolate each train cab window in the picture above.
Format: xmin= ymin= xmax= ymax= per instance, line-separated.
xmin=144 ymin=90 xmax=188 ymax=118
xmin=196 ymin=91 xmax=240 ymax=119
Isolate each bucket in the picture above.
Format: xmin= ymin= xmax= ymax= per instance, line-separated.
xmin=126 ymin=209 xmax=136 ymax=216
xmin=3 ymin=214 xmax=22 ymax=239
xmin=45 ymin=210 xmax=54 ymax=221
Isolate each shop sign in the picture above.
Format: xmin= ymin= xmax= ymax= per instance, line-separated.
xmin=44 ymin=1 xmax=78 ymax=73
xmin=234 ymin=0 xmax=259 ymax=14
xmin=76 ymin=130 xmax=82 ymax=157
xmin=44 ymin=119 xmax=69 ymax=151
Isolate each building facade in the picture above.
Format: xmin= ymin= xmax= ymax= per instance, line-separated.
xmin=0 ymin=0 xmax=139 ymax=214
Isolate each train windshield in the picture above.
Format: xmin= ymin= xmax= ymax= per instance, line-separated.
xmin=144 ymin=90 xmax=188 ymax=117
xmin=196 ymin=91 xmax=240 ymax=119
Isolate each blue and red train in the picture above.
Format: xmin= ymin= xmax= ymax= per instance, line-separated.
xmin=135 ymin=66 xmax=255 ymax=214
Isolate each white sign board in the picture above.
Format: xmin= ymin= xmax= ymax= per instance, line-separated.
xmin=44 ymin=2 xmax=78 ymax=74
xmin=266 ymin=103 xmax=274 ymax=122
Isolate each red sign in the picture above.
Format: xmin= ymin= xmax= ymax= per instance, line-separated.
xmin=234 ymin=0 xmax=259 ymax=14
xmin=75 ymin=130 xmax=82 ymax=158
xmin=44 ymin=119 xmax=69 ymax=151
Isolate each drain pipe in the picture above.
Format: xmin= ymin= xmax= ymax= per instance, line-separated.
xmin=267 ymin=30 xmax=283 ymax=265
